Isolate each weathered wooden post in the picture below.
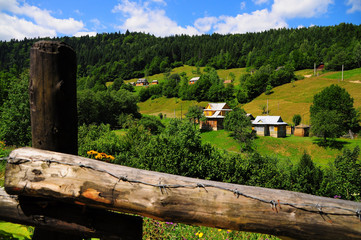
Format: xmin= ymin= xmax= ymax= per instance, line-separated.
xmin=29 ymin=40 xmax=80 ymax=240
xmin=29 ymin=41 xmax=78 ymax=155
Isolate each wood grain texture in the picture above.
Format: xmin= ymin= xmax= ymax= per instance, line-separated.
xmin=5 ymin=147 xmax=361 ymax=240
xmin=0 ymin=187 xmax=142 ymax=239
xmin=29 ymin=41 xmax=78 ymax=154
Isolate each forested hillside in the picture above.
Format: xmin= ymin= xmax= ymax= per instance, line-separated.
xmin=1 ymin=23 xmax=361 ymax=84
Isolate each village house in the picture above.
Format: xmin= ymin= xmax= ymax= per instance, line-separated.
xmin=252 ymin=116 xmax=288 ymax=138
xmin=189 ymin=77 xmax=200 ymax=85
xmin=151 ymin=80 xmax=159 ymax=85
xmin=136 ymin=78 xmax=149 ymax=86
xmin=200 ymin=103 xmax=232 ymax=131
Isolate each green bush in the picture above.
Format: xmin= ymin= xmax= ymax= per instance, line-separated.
xmin=0 ymin=72 xmax=31 ymax=147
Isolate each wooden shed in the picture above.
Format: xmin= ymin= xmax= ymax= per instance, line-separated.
xmin=294 ymin=124 xmax=310 ymax=137
xmin=252 ymin=116 xmax=288 ymax=138
xmin=200 ymin=103 xmax=232 ymax=131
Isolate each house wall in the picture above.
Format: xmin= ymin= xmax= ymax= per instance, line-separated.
xmin=254 ymin=125 xmax=268 ymax=136
xmin=200 ymin=119 xmax=223 ymax=131
xmin=286 ymin=126 xmax=293 ymax=135
xmin=269 ymin=125 xmax=287 ymax=138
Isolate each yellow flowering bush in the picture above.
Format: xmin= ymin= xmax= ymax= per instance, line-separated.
xmin=87 ymin=150 xmax=115 ymax=162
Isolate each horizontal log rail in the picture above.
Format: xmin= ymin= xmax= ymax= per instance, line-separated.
xmin=0 ymin=187 xmax=142 ymax=239
xmin=4 ymin=147 xmax=361 ymax=240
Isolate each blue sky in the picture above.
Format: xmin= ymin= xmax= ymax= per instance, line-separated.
xmin=0 ymin=0 xmax=360 ymax=41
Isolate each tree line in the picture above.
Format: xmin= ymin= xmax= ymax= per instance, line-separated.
xmin=1 ymin=23 xmax=361 ymax=85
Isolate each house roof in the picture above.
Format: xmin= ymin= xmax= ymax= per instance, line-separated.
xmin=204 ymin=103 xmax=231 ymax=111
xmin=295 ymin=124 xmax=310 ymax=129
xmin=252 ymin=116 xmax=288 ymax=125
xmin=204 ymin=103 xmax=232 ymax=119
xmin=189 ymin=77 xmax=200 ymax=82
xmin=317 ymin=64 xmax=324 ymax=70
xmin=136 ymin=78 xmax=148 ymax=83
xmin=206 ymin=110 xmax=224 ymax=118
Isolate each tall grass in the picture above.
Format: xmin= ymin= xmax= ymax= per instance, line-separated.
xmin=138 ymin=97 xmax=208 ymax=118
xmin=242 ymin=68 xmax=361 ymax=123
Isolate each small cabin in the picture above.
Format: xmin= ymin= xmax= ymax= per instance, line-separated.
xmin=200 ymin=103 xmax=232 ymax=131
xmin=294 ymin=124 xmax=310 ymax=137
xmin=189 ymin=77 xmax=200 ymax=85
xmin=252 ymin=116 xmax=288 ymax=138
xmin=151 ymin=80 xmax=159 ymax=85
xmin=136 ymin=78 xmax=149 ymax=86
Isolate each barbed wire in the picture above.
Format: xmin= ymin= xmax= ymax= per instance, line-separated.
xmin=6 ymin=157 xmax=361 ymax=221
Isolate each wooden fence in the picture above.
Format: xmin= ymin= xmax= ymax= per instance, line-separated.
xmin=1 ymin=40 xmax=361 ymax=240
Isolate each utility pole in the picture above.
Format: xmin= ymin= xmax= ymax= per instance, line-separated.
xmin=314 ymin=63 xmax=316 ymax=76
xmin=342 ymin=64 xmax=344 ymax=81
xmin=267 ymin=99 xmax=269 ymax=115
xmin=181 ymin=104 xmax=182 ymax=120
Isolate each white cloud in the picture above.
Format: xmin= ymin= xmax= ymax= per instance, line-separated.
xmin=214 ymin=9 xmax=287 ymax=34
xmin=194 ymin=17 xmax=218 ymax=32
xmin=73 ymin=31 xmax=97 ymax=37
xmin=240 ymin=2 xmax=246 ymax=10
xmin=0 ymin=13 xmax=56 ymax=41
xmin=91 ymin=18 xmax=107 ymax=30
xmin=112 ymin=0 xmax=336 ymax=36
xmin=149 ymin=0 xmax=167 ymax=5
xmin=74 ymin=9 xmax=83 ymax=16
xmin=346 ymin=0 xmax=361 ymax=13
xmin=112 ymin=0 xmax=200 ymax=36
xmin=272 ymin=0 xmax=334 ymax=18
xmin=252 ymin=0 xmax=270 ymax=5
xmin=0 ymin=0 xmax=85 ymax=41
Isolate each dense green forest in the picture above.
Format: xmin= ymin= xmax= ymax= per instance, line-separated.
xmin=1 ymin=23 xmax=361 ymax=83
xmin=2 ymin=23 xmax=360 ymax=105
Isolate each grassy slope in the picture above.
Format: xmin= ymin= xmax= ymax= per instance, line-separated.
xmin=136 ymin=66 xmax=247 ymax=117
xmin=123 ymin=65 xmax=247 ymax=85
xmin=137 ymin=67 xmax=361 ymax=123
xmin=242 ymin=68 xmax=361 ymax=124
xmin=201 ymin=130 xmax=361 ymax=166
xmin=138 ymin=97 xmax=209 ymax=118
